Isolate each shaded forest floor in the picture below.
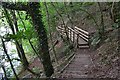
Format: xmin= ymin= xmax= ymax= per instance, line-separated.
xmin=18 ymin=39 xmax=75 ymax=78
xmin=87 ymin=29 xmax=119 ymax=78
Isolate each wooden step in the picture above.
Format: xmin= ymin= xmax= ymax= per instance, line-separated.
xmin=60 ymin=73 xmax=88 ymax=78
xmin=78 ymin=43 xmax=89 ymax=49
xmin=78 ymin=43 xmax=89 ymax=46
xmin=78 ymin=45 xmax=89 ymax=49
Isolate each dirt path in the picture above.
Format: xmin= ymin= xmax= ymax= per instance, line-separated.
xmin=59 ymin=49 xmax=93 ymax=78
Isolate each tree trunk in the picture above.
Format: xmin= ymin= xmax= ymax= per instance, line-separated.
xmin=98 ymin=2 xmax=105 ymax=39
xmin=1 ymin=65 xmax=8 ymax=80
xmin=17 ymin=11 xmax=38 ymax=55
xmin=64 ymin=2 xmax=74 ymax=27
xmin=3 ymin=9 xmax=29 ymax=68
xmin=11 ymin=10 xmax=29 ymax=69
xmin=44 ymin=2 xmax=59 ymax=65
xmin=69 ymin=2 xmax=74 ymax=20
xmin=51 ymin=3 xmax=69 ymax=42
xmin=27 ymin=2 xmax=54 ymax=77
xmin=1 ymin=38 xmax=19 ymax=80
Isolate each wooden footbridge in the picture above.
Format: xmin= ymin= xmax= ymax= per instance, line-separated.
xmin=56 ymin=25 xmax=90 ymax=49
xmin=56 ymin=25 xmax=94 ymax=78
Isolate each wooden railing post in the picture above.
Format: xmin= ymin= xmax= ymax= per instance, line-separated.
xmin=76 ymin=33 xmax=79 ymax=48
xmin=70 ymin=29 xmax=72 ymax=41
xmin=57 ymin=25 xmax=90 ymax=49
xmin=68 ymin=28 xmax=70 ymax=39
xmin=88 ymin=34 xmax=90 ymax=47
xmin=73 ymin=31 xmax=75 ymax=44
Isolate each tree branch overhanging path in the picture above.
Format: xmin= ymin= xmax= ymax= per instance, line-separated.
xmin=0 ymin=2 xmax=54 ymax=77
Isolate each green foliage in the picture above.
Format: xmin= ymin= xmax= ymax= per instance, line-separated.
xmin=90 ymin=32 xmax=101 ymax=49
xmin=4 ymin=27 xmax=36 ymax=41
xmin=40 ymin=2 xmax=95 ymax=38
xmin=40 ymin=3 xmax=59 ymax=35
xmin=6 ymin=67 xmax=12 ymax=77
xmin=22 ymin=38 xmax=38 ymax=56
xmin=32 ymin=67 xmax=41 ymax=74
xmin=112 ymin=23 xmax=119 ymax=29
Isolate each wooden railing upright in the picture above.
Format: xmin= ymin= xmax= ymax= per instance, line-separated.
xmin=56 ymin=25 xmax=90 ymax=49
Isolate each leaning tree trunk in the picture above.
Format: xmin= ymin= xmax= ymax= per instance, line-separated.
xmin=12 ymin=11 xmax=41 ymax=76
xmin=27 ymin=2 xmax=54 ymax=77
xmin=44 ymin=2 xmax=59 ymax=65
xmin=10 ymin=10 xmax=29 ymax=69
xmin=1 ymin=38 xmax=19 ymax=80
xmin=17 ymin=11 xmax=38 ymax=55
xmin=1 ymin=65 xmax=8 ymax=80
xmin=51 ymin=3 xmax=70 ymax=42
xmin=98 ymin=2 xmax=105 ymax=40
xmin=3 ymin=9 xmax=29 ymax=68
xmin=1 ymin=2 xmax=54 ymax=77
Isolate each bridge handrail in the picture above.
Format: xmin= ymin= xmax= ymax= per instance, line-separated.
xmin=68 ymin=27 xmax=89 ymax=42
xmin=57 ymin=25 xmax=90 ymax=44
xmin=75 ymin=26 xmax=89 ymax=35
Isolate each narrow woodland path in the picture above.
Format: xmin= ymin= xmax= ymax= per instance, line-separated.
xmin=57 ymin=25 xmax=94 ymax=78
xmin=59 ymin=49 xmax=93 ymax=78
